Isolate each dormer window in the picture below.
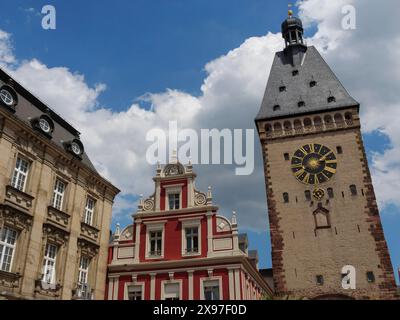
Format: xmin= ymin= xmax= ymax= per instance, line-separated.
xmin=168 ymin=193 xmax=180 ymax=210
xmin=39 ymin=118 xmax=51 ymax=133
xmin=279 ymin=86 xmax=286 ymax=92
xmin=273 ymin=105 xmax=281 ymax=111
xmin=71 ymin=142 xmax=81 ymax=155
xmin=32 ymin=115 xmax=54 ymax=137
xmin=0 ymin=86 xmax=17 ymax=111
xmin=0 ymin=88 xmax=14 ymax=106
xmin=328 ymin=96 xmax=336 ymax=103
xmin=292 ymin=70 xmax=299 ymax=76
xmin=310 ymin=81 xmax=317 ymax=87
xmin=298 ymin=101 xmax=305 ymax=108
xmin=64 ymin=139 xmax=84 ymax=158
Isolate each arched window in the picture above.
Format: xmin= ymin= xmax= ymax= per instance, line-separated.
xmin=304 ymin=118 xmax=312 ymax=129
xmin=294 ymin=119 xmax=302 ymax=131
xmin=284 ymin=121 xmax=292 ymax=132
xmin=283 ymin=193 xmax=289 ymax=203
xmin=274 ymin=122 xmax=282 ymax=132
xmin=324 ymin=115 xmax=333 ymax=125
xmin=350 ymin=184 xmax=357 ymax=196
xmin=327 ymin=188 xmax=334 ymax=198
xmin=345 ymin=112 xmax=353 ymax=121
xmin=314 ymin=116 xmax=322 ymax=127
xmin=334 ymin=113 xmax=344 ymax=125
xmin=305 ymin=190 xmax=311 ymax=201
xmin=265 ymin=124 xmax=272 ymax=133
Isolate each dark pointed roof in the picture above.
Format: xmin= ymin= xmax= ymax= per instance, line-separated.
xmin=255 ymin=46 xmax=359 ymax=121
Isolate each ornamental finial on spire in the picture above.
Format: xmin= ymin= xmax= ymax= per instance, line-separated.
xmin=288 ymin=3 xmax=293 ymax=17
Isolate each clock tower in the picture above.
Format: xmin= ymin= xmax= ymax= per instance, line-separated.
xmin=255 ymin=12 xmax=397 ymax=299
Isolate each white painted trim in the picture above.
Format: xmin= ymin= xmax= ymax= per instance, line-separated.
xmin=113 ymin=277 xmax=119 ymax=300
xmin=155 ymin=182 xmax=161 ymax=211
xmin=181 ymin=218 xmax=202 ymax=257
xmin=150 ymin=273 xmax=156 ymax=300
xmin=164 ymin=186 xmax=182 ymax=210
xmin=228 ymin=269 xmax=235 ymax=300
xmin=206 ymin=212 xmax=213 ymax=257
xmin=234 ymin=268 xmax=240 ymax=300
xmin=134 ymin=222 xmax=141 ymax=263
xmin=109 ymin=263 xmax=243 ymax=278
xmin=188 ymin=270 xmax=194 ymax=300
xmin=200 ymin=276 xmax=223 ymax=300
xmin=143 ymin=220 xmax=168 ymax=225
xmin=124 ymin=281 xmax=145 ymax=300
xmin=145 ymin=222 xmax=166 ymax=259
xmin=161 ymin=183 xmax=184 ymax=188
xmin=188 ymin=178 xmax=194 ymax=207
xmin=107 ymin=277 xmax=113 ymax=300
xmin=161 ymin=279 xmax=183 ymax=300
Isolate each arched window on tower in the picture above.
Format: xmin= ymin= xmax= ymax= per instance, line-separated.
xmin=327 ymin=188 xmax=334 ymax=199
xmin=305 ymin=190 xmax=311 ymax=201
xmin=283 ymin=193 xmax=289 ymax=203
xmin=350 ymin=185 xmax=357 ymax=196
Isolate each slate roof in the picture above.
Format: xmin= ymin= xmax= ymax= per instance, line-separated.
xmin=255 ymin=46 xmax=359 ymax=121
xmin=0 ymin=67 xmax=97 ymax=172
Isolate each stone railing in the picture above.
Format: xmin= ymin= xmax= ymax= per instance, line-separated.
xmin=47 ymin=206 xmax=70 ymax=230
xmin=72 ymin=283 xmax=94 ymax=300
xmin=0 ymin=270 xmax=22 ymax=289
xmin=80 ymin=222 xmax=100 ymax=244
xmin=5 ymin=185 xmax=34 ymax=213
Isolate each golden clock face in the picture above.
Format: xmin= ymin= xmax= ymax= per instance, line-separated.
xmin=291 ymin=143 xmax=337 ymax=185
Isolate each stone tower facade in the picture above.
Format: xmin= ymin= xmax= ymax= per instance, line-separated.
xmin=255 ymin=14 xmax=397 ymax=299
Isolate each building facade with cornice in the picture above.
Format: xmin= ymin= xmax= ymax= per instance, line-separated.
xmin=106 ymin=159 xmax=272 ymax=300
xmin=0 ymin=68 xmax=120 ymax=300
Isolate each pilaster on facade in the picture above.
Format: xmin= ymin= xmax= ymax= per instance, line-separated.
xmin=106 ymin=161 xmax=272 ymax=300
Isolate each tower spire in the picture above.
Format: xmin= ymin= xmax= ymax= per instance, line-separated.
xmin=281 ymin=6 xmax=306 ymax=50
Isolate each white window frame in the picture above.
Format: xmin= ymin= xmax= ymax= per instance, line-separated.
xmin=124 ymin=281 xmax=145 ymax=301
xmin=78 ymin=256 xmax=90 ymax=285
xmin=42 ymin=243 xmax=58 ymax=284
xmin=180 ymin=218 xmax=202 ymax=257
xmin=164 ymin=186 xmax=182 ymax=211
xmin=84 ymin=197 xmax=95 ymax=225
xmin=0 ymin=227 xmax=17 ymax=272
xmin=200 ymin=276 xmax=223 ymax=300
xmin=11 ymin=157 xmax=30 ymax=192
xmin=161 ymin=280 xmax=182 ymax=300
xmin=52 ymin=179 xmax=66 ymax=211
xmin=144 ymin=221 xmax=166 ymax=259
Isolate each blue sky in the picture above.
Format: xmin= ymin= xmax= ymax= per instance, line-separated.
xmin=0 ymin=0 xmax=399 ymax=284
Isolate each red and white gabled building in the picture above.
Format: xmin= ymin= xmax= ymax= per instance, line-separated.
xmin=105 ymin=159 xmax=273 ymax=300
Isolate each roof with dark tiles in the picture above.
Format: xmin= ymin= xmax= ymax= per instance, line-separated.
xmin=0 ymin=67 xmax=97 ymax=173
xmin=255 ymin=45 xmax=359 ymax=121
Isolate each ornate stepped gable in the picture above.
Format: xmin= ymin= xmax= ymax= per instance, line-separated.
xmin=106 ymin=159 xmax=273 ymax=300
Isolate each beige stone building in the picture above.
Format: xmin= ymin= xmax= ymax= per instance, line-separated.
xmin=255 ymin=14 xmax=397 ymax=299
xmin=0 ymin=68 xmax=120 ymax=300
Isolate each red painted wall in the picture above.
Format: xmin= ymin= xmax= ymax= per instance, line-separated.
xmin=160 ymin=180 xmax=187 ymax=211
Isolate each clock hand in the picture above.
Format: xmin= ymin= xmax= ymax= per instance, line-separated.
xmin=318 ymin=152 xmax=331 ymax=162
